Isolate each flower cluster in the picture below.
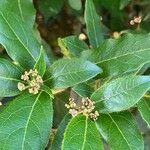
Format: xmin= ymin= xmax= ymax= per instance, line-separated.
xmin=130 ymin=16 xmax=142 ymax=25
xmin=17 ymin=69 xmax=43 ymax=95
xmin=65 ymin=97 xmax=99 ymax=121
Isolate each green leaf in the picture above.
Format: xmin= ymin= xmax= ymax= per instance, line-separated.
xmin=34 ymin=46 xmax=46 ymax=76
xmin=81 ymin=34 xmax=150 ymax=77
xmin=0 ymin=11 xmax=41 ymax=69
xmin=40 ymin=85 xmax=54 ymax=99
xmin=96 ymin=112 xmax=144 ymax=150
xmin=0 ymin=91 xmax=53 ymax=150
xmin=0 ymin=0 xmax=35 ymax=28
xmin=72 ymin=83 xmax=94 ymax=97
xmin=62 ymin=115 xmax=104 ymax=150
xmin=91 ymin=76 xmax=150 ymax=113
xmin=84 ymin=0 xmax=104 ymax=48
xmin=58 ymin=36 xmax=88 ymax=57
xmin=38 ymin=0 xmax=63 ymax=22
xmin=68 ymin=0 xmax=82 ymax=11
xmin=97 ymin=0 xmax=125 ymax=30
xmin=44 ymin=58 xmax=102 ymax=89
xmin=0 ymin=58 xmax=22 ymax=97
xmin=51 ymin=114 xmax=71 ymax=150
xmin=138 ymin=97 xmax=150 ymax=127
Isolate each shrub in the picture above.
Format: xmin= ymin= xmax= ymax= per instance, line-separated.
xmin=0 ymin=0 xmax=149 ymax=149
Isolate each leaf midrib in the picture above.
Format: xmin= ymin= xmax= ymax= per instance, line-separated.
xmin=0 ymin=11 xmax=36 ymax=62
xmin=81 ymin=117 xmax=88 ymax=150
xmin=95 ymin=78 xmax=150 ymax=104
xmin=65 ymin=40 xmax=88 ymax=51
xmin=89 ymin=1 xmax=98 ymax=48
xmin=143 ymin=100 xmax=150 ymax=112
xmin=18 ymin=0 xmax=24 ymax=21
xmin=96 ymin=48 xmax=150 ymax=64
xmin=138 ymin=99 xmax=150 ymax=125
xmin=85 ymin=0 xmax=99 ymax=48
xmin=44 ymin=67 xmax=100 ymax=82
xmin=108 ymin=114 xmax=132 ymax=150
xmin=21 ymin=92 xmax=42 ymax=150
xmin=0 ymin=76 xmax=20 ymax=82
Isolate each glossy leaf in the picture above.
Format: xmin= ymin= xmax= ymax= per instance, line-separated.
xmin=0 ymin=91 xmax=53 ymax=150
xmin=62 ymin=115 xmax=104 ymax=150
xmin=40 ymin=85 xmax=53 ymax=99
xmin=44 ymin=58 xmax=102 ymax=89
xmin=0 ymin=11 xmax=41 ymax=69
xmin=0 ymin=58 xmax=22 ymax=97
xmin=0 ymin=0 xmax=35 ymax=28
xmin=84 ymin=0 xmax=104 ymax=48
xmin=91 ymin=76 xmax=150 ymax=113
xmin=58 ymin=36 xmax=88 ymax=57
xmin=138 ymin=97 xmax=150 ymax=127
xmin=96 ymin=112 xmax=144 ymax=150
xmin=34 ymin=46 xmax=46 ymax=76
xmin=72 ymin=83 xmax=94 ymax=97
xmin=82 ymin=34 xmax=150 ymax=77
xmin=97 ymin=0 xmax=125 ymax=30
xmin=51 ymin=114 xmax=71 ymax=150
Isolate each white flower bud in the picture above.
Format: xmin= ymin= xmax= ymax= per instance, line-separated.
xmin=69 ymin=109 xmax=78 ymax=117
xmin=65 ymin=97 xmax=99 ymax=121
xmin=79 ymin=33 xmax=87 ymax=41
xmin=130 ymin=20 xmax=135 ymax=25
xmin=134 ymin=16 xmax=142 ymax=23
xmin=18 ymin=82 xmax=26 ymax=91
xmin=18 ymin=69 xmax=43 ymax=95
xmin=21 ymin=74 xmax=29 ymax=81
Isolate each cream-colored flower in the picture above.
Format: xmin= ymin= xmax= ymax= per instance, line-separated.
xmin=17 ymin=82 xmax=26 ymax=91
xmin=130 ymin=16 xmax=142 ymax=26
xmin=90 ymin=111 xmax=99 ymax=121
xmin=21 ymin=74 xmax=29 ymax=81
xmin=134 ymin=16 xmax=142 ymax=23
xmin=29 ymin=87 xmax=39 ymax=95
xmin=36 ymin=75 xmax=43 ymax=84
xmin=79 ymin=33 xmax=87 ymax=41
xmin=31 ymin=69 xmax=38 ymax=77
xmin=69 ymin=109 xmax=78 ymax=117
xmin=18 ymin=69 xmax=43 ymax=95
xmin=65 ymin=97 xmax=99 ymax=121
xmin=130 ymin=20 xmax=135 ymax=25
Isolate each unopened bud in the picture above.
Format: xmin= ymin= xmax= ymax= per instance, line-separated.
xmin=134 ymin=16 xmax=142 ymax=23
xmin=130 ymin=20 xmax=135 ymax=25
xmin=69 ymin=109 xmax=78 ymax=117
xmin=18 ymin=82 xmax=26 ymax=91
xmin=18 ymin=69 xmax=43 ymax=95
xmin=113 ymin=32 xmax=120 ymax=39
xmin=79 ymin=33 xmax=87 ymax=41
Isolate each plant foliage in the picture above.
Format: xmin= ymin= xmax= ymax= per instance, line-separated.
xmin=0 ymin=0 xmax=150 ymax=149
